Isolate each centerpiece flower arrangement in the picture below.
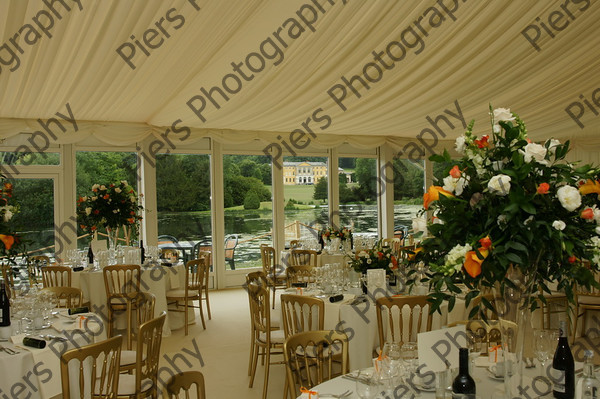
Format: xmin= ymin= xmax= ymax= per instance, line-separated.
xmin=410 ymin=106 xmax=600 ymax=318
xmin=350 ymin=239 xmax=399 ymax=275
xmin=77 ymin=180 xmax=143 ymax=245
xmin=319 ymin=226 xmax=353 ymax=241
xmin=0 ymin=178 xmax=23 ymax=259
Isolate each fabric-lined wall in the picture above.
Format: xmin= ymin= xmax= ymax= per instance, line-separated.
xmin=0 ymin=0 xmax=598 ymax=158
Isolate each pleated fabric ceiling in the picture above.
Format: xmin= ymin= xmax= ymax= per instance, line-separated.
xmin=0 ymin=0 xmax=599 ymax=155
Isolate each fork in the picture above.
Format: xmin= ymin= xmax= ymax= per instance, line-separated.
xmin=319 ymin=390 xmax=352 ymax=398
xmin=0 ymin=345 xmax=18 ymax=355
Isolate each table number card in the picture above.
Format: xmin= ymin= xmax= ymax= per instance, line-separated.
xmin=417 ymin=325 xmax=467 ymax=372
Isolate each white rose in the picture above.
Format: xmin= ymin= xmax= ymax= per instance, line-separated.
xmin=412 ymin=217 xmax=427 ymax=233
xmin=521 ymin=143 xmax=548 ymax=165
xmin=91 ymin=196 xmax=98 ymax=201
xmin=121 ymin=180 xmax=128 ymax=186
xmin=525 ymin=216 xmax=534 ymax=225
xmin=596 ymin=226 xmax=600 ymax=235
xmin=497 ymin=214 xmax=507 ymax=226
xmin=546 ymin=139 xmax=561 ymax=155
xmin=85 ymin=207 xmax=92 ymax=216
xmin=3 ymin=209 xmax=13 ymax=222
xmin=99 ymin=185 xmax=106 ymax=191
xmin=433 ymin=217 xmax=444 ymax=225
xmin=443 ymin=175 xmax=468 ymax=196
xmin=493 ymin=108 xmax=516 ymax=123
xmin=591 ymin=205 xmax=600 ymax=224
xmin=552 ymin=220 xmax=566 ymax=231
xmin=488 ymin=174 xmax=512 ymax=196
xmin=367 ymin=259 xmax=372 ymax=264
xmin=113 ymin=209 xmax=119 ymax=213
xmin=556 ymin=185 xmax=582 ymax=212
xmin=130 ymin=196 xmax=136 ymax=203
xmin=115 ymin=188 xmax=121 ymax=193
xmin=455 ymin=136 xmax=466 ymax=154
xmin=91 ymin=184 xmax=99 ymax=190
xmin=82 ymin=196 xmax=88 ymax=201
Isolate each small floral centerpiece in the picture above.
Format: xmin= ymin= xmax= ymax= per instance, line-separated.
xmin=77 ymin=180 xmax=143 ymax=245
xmin=0 ymin=178 xmax=23 ymax=259
xmin=411 ymin=106 xmax=600 ymax=317
xmin=320 ymin=226 xmax=353 ymax=241
xmin=350 ymin=239 xmax=399 ymax=275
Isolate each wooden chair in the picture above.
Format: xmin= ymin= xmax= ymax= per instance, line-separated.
xmin=1 ymin=263 xmax=15 ymax=298
xmin=381 ymin=238 xmax=402 ymax=257
xmin=289 ymin=240 xmax=300 ymax=249
xmin=285 ymin=265 xmax=315 ymax=288
xmin=165 ymin=371 xmax=206 ymax=399
xmin=196 ymin=250 xmax=212 ymax=320
xmin=42 ymin=286 xmax=83 ymax=308
xmin=573 ymin=268 xmax=600 ymax=340
xmin=289 ymin=249 xmax=318 ymax=267
xmin=166 ymin=258 xmax=209 ymax=335
xmin=117 ymin=313 xmax=166 ymax=399
xmin=27 ymin=256 xmax=49 ymax=286
xmin=224 ymin=234 xmax=239 ymax=270
xmin=103 ymin=264 xmax=141 ymax=350
xmin=247 ymin=283 xmax=284 ymax=399
xmin=120 ymin=292 xmax=156 ymax=372
xmin=284 ymin=330 xmax=349 ymax=398
xmin=41 ymin=265 xmax=71 ymax=288
xmin=375 ymin=295 xmax=433 ymax=349
xmin=281 ymin=294 xmax=324 ymax=338
xmin=60 ymin=335 xmax=122 ymax=399
xmin=260 ymin=245 xmax=286 ymax=309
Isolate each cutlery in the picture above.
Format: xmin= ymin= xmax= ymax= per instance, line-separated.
xmin=38 ymin=334 xmax=68 ymax=342
xmin=319 ymin=390 xmax=352 ymax=398
xmin=0 ymin=345 xmax=19 ymax=355
xmin=342 ymin=374 xmax=370 ymax=384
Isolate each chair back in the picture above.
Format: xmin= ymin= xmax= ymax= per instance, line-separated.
xmin=381 ymin=238 xmax=402 ymax=257
xmin=290 ymin=249 xmax=318 ymax=267
xmin=284 ymin=330 xmax=349 ymax=397
xmin=185 ymin=258 xmax=209 ymax=293
xmin=281 ymin=294 xmax=324 ymax=338
xmin=165 ymin=371 xmax=206 ymax=399
xmin=224 ymin=235 xmax=238 ymax=259
xmin=376 ymin=295 xmax=433 ymax=348
xmin=247 ymin=283 xmax=272 ymax=337
xmin=1 ymin=263 xmax=15 ymax=298
xmin=245 ymin=271 xmax=268 ymax=287
xmin=197 ymin=250 xmax=212 ymax=284
xmin=134 ymin=312 xmax=166 ymax=394
xmin=193 ymin=241 xmax=212 ymax=259
xmin=260 ymin=245 xmax=278 ymax=277
xmin=137 ymin=292 xmax=156 ymax=325
xmin=42 ymin=286 xmax=83 ymax=308
xmin=103 ymin=264 xmax=141 ymax=297
xmin=60 ymin=335 xmax=122 ymax=399
xmin=41 ymin=265 xmax=71 ymax=288
xmin=285 ymin=265 xmax=314 ymax=288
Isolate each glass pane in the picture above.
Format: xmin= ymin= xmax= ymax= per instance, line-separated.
xmin=223 ymin=154 xmax=272 ymax=270
xmin=75 ymin=151 xmax=138 ymax=248
xmin=0 ymin=151 xmax=60 ymax=166
xmin=393 ymin=159 xmax=425 ymax=240
xmin=338 ymin=157 xmax=378 ymax=238
xmin=6 ymin=178 xmax=55 ymax=257
xmin=282 ymin=156 xmax=328 ymax=246
xmin=156 ymin=153 xmax=212 ymax=252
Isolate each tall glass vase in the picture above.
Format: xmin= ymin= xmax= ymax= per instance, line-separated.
xmin=106 ymin=226 xmax=119 ymax=265
xmin=493 ymin=266 xmax=538 ymax=399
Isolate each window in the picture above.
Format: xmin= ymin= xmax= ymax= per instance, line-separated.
xmin=393 ymin=159 xmax=425 ymax=240
xmin=338 ymin=157 xmax=378 ymax=237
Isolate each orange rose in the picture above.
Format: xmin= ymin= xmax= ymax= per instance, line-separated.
xmin=581 ymin=207 xmax=595 ymax=220
xmin=568 ymin=255 xmax=577 ymax=264
xmin=474 ymin=135 xmax=489 ymax=149
xmin=103 ymin=194 xmax=109 ymax=200
xmin=449 ymin=165 xmax=461 ymax=178
xmin=423 ymin=186 xmax=454 ymax=209
xmin=579 ymin=179 xmax=600 ymax=195
xmin=127 ymin=218 xmax=135 ymax=224
xmin=478 ymin=236 xmax=492 ymax=249
xmin=407 ymin=246 xmax=422 ymax=261
xmin=0 ymin=234 xmax=15 ymax=250
xmin=537 ymin=183 xmax=550 ymax=195
xmin=463 ymin=248 xmax=488 ymax=278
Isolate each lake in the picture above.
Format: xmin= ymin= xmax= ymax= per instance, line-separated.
xmin=158 ymin=204 xmax=421 ymax=269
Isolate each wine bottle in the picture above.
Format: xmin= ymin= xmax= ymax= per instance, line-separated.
xmin=87 ymin=245 xmax=94 ymax=266
xmin=140 ymin=239 xmax=145 ymax=264
xmin=452 ymin=347 xmax=476 ymax=398
xmin=0 ymin=282 xmax=10 ymax=327
xmin=575 ymin=350 xmax=599 ymax=399
xmin=553 ymin=320 xmax=575 ymax=399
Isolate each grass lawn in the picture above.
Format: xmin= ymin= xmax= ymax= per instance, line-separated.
xmin=282 ymin=184 xmax=323 ymax=204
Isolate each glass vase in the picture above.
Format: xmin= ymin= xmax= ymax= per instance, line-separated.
xmin=106 ymin=227 xmax=118 ymax=265
xmin=492 ymin=267 xmax=539 ymax=399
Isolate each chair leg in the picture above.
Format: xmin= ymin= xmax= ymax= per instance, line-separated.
xmin=107 ymin=307 xmax=113 ymax=338
xmin=262 ymin=348 xmax=270 ymax=399
xmin=249 ymin=342 xmax=260 ymax=387
xmin=205 ymin=286 xmax=211 ymax=320
xmin=248 ymin=327 xmax=255 ymax=376
xmin=184 ymin=300 xmax=189 ymax=336
xmin=198 ymin=298 xmax=206 ymax=330
xmin=126 ymin=302 xmax=132 ymax=350
xmin=272 ymin=284 xmax=276 ymax=310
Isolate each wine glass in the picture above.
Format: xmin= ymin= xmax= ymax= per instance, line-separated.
xmin=356 ymin=369 xmax=379 ymax=399
xmin=534 ymin=329 xmax=556 ymax=376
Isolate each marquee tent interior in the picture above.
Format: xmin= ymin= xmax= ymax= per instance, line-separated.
xmin=0 ymin=0 xmax=599 ymax=158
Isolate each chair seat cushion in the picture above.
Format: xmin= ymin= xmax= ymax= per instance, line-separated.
xmin=166 ymin=289 xmax=200 ymax=299
xmin=258 ymin=329 xmax=285 ymax=344
xmin=117 ymin=374 xmax=154 ymax=395
xmin=119 ymin=350 xmax=146 ymax=367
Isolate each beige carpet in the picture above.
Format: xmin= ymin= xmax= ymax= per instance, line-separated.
xmin=160 ymin=288 xmax=286 ymax=398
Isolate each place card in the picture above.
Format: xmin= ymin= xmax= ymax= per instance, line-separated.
xmin=417 ymin=325 xmax=467 ymax=373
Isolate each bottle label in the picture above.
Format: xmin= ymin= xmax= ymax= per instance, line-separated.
xmin=552 ymin=368 xmax=566 ymax=393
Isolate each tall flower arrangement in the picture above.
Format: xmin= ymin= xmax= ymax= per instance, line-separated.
xmin=412 ymin=106 xmax=600 ymax=315
xmin=0 ymin=177 xmax=23 ymax=259
xmin=77 ymin=180 xmax=143 ymax=242
xmin=320 ymin=226 xmax=353 ymax=241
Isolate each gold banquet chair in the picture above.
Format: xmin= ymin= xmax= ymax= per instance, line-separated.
xmin=246 ymin=271 xmax=268 ymax=377
xmin=196 ymin=250 xmax=212 ymax=320
xmin=120 ymin=292 xmax=156 ymax=372
xmin=42 ymin=286 xmax=84 ymax=308
xmin=166 ymin=257 xmax=209 ymax=335
xmin=117 ymin=313 xmax=166 ymax=399
xmin=260 ymin=245 xmax=286 ymax=309
xmin=41 ymin=265 xmax=72 ymax=288
xmin=573 ymin=268 xmax=600 ymax=340
xmin=285 ymin=265 xmax=315 ymax=288
xmin=280 ymin=294 xmax=324 ymax=338
xmin=284 ymin=330 xmax=349 ymax=398
xmin=289 ymin=249 xmax=318 ymax=267
xmin=376 ymin=295 xmax=433 ymax=349
xmin=60 ymin=335 xmax=122 ymax=399
xmin=165 ymin=371 xmax=206 ymax=399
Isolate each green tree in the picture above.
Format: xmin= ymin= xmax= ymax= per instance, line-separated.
xmin=353 ymin=158 xmax=377 ymax=201
xmin=243 ymin=190 xmax=261 ymax=209
xmin=313 ymin=177 xmax=328 ymax=201
xmin=393 ymin=159 xmax=425 ymax=199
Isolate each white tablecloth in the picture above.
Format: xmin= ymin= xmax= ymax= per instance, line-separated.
xmin=0 ymin=311 xmax=107 ymax=399
xmin=72 ymin=263 xmax=193 ymax=336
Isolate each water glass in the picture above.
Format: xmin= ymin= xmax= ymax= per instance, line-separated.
xmin=356 ymin=369 xmax=379 ymax=399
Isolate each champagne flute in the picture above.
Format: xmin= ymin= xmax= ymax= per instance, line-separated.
xmin=534 ymin=329 xmax=556 ymax=377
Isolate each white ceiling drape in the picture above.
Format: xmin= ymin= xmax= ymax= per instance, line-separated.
xmin=0 ymin=0 xmax=598 ymax=155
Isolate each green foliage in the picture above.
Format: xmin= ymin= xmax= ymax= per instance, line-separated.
xmin=285 ymin=199 xmax=298 ymax=210
xmin=243 ymin=190 xmax=261 ymax=209
xmin=313 ymin=177 xmax=328 ymax=200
